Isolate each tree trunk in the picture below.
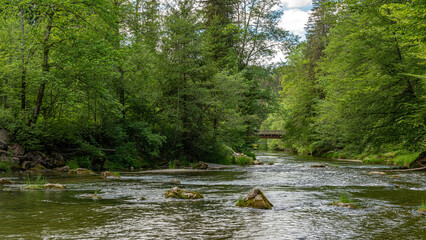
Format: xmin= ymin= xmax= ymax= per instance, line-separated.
xmin=29 ymin=11 xmax=53 ymax=126
xmin=20 ymin=4 xmax=26 ymax=111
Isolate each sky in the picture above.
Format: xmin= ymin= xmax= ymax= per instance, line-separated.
xmin=279 ymin=0 xmax=313 ymax=37
xmin=272 ymin=0 xmax=313 ymax=62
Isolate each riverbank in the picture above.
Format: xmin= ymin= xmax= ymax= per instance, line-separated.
xmin=261 ymin=144 xmax=424 ymax=168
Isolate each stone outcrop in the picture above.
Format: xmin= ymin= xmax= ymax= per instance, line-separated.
xmin=236 ymin=188 xmax=273 ymax=210
xmin=165 ymin=187 xmax=203 ymax=199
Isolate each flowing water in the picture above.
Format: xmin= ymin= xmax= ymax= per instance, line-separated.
xmin=0 ymin=152 xmax=425 ymax=239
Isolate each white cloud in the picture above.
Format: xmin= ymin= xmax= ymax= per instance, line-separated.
xmin=282 ymin=0 xmax=312 ymax=9
xmin=279 ymin=9 xmax=311 ymax=37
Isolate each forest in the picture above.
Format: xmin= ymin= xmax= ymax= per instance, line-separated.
xmin=262 ymin=0 xmax=425 ymax=166
xmin=0 ymin=0 xmax=424 ymax=171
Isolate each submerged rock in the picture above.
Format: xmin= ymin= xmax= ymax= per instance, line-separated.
xmin=310 ymin=164 xmax=326 ymax=168
xmin=170 ymin=179 xmax=181 ymax=184
xmin=80 ymin=193 xmax=102 ymax=200
xmin=330 ymin=202 xmax=359 ymax=209
xmin=268 ymin=162 xmax=275 ymax=165
xmin=43 ymin=183 xmax=66 ymax=190
xmin=101 ymin=171 xmax=120 ymax=178
xmin=0 ymin=178 xmax=13 ymax=184
xmin=236 ymin=188 xmax=273 ymax=210
xmin=165 ymin=187 xmax=203 ymax=199
xmin=369 ymin=171 xmax=386 ymax=175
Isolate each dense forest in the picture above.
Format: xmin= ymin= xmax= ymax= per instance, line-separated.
xmin=0 ymin=0 xmax=291 ymax=170
xmin=0 ymin=0 xmax=424 ymax=171
xmin=262 ymin=0 xmax=425 ymax=165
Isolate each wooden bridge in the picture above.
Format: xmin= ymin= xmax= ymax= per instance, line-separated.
xmin=255 ymin=130 xmax=285 ymax=139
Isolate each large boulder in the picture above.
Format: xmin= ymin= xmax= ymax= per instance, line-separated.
xmin=45 ymin=152 xmax=65 ymax=168
xmin=165 ymin=187 xmax=203 ymax=199
xmin=236 ymin=188 xmax=273 ymax=210
xmin=0 ymin=129 xmax=10 ymax=144
xmin=0 ymin=140 xmax=7 ymax=151
xmin=8 ymin=143 xmax=25 ymax=156
xmin=22 ymin=152 xmax=47 ymax=167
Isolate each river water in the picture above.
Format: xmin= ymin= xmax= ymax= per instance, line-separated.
xmin=1 ymin=152 xmax=425 ymax=239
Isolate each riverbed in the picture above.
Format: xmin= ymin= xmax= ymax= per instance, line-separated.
xmin=1 ymin=152 xmax=425 ymax=239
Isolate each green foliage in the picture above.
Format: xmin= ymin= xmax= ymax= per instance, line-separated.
xmin=269 ymin=0 xmax=425 ymax=163
xmin=24 ymin=175 xmax=48 ymax=190
xmin=168 ymin=160 xmax=176 ymax=170
xmin=0 ymin=0 xmax=288 ymax=170
xmin=0 ymin=161 xmax=12 ymax=172
xmin=235 ymin=156 xmax=254 ymax=166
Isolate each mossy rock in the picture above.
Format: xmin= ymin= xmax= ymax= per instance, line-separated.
xmin=236 ymin=188 xmax=273 ymax=210
xmin=80 ymin=193 xmax=102 ymax=200
xmin=101 ymin=171 xmax=120 ymax=178
xmin=43 ymin=183 xmax=66 ymax=190
xmin=165 ymin=187 xmax=203 ymax=199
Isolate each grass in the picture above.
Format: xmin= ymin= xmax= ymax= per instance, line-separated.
xmin=236 ymin=196 xmax=245 ymax=206
xmin=113 ymin=172 xmax=120 ymax=177
xmin=362 ymin=151 xmax=420 ymax=167
xmin=24 ymin=175 xmax=48 ymax=190
xmin=339 ymin=192 xmax=351 ymax=204
xmin=329 ymin=192 xmax=360 ymax=209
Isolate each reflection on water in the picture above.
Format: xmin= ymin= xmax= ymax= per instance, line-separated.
xmin=0 ymin=152 xmax=425 ymax=239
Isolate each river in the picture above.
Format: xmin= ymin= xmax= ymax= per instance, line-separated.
xmin=0 ymin=152 xmax=425 ymax=239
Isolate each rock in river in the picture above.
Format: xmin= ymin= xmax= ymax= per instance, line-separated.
xmin=170 ymin=179 xmax=181 ymax=184
xmin=101 ymin=171 xmax=120 ymax=178
xmin=0 ymin=178 xmax=13 ymax=184
xmin=165 ymin=187 xmax=203 ymax=199
xmin=236 ymin=188 xmax=273 ymax=210
xmin=43 ymin=183 xmax=67 ymax=190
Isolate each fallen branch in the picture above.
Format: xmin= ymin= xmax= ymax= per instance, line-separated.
xmin=383 ymin=166 xmax=426 ymax=172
